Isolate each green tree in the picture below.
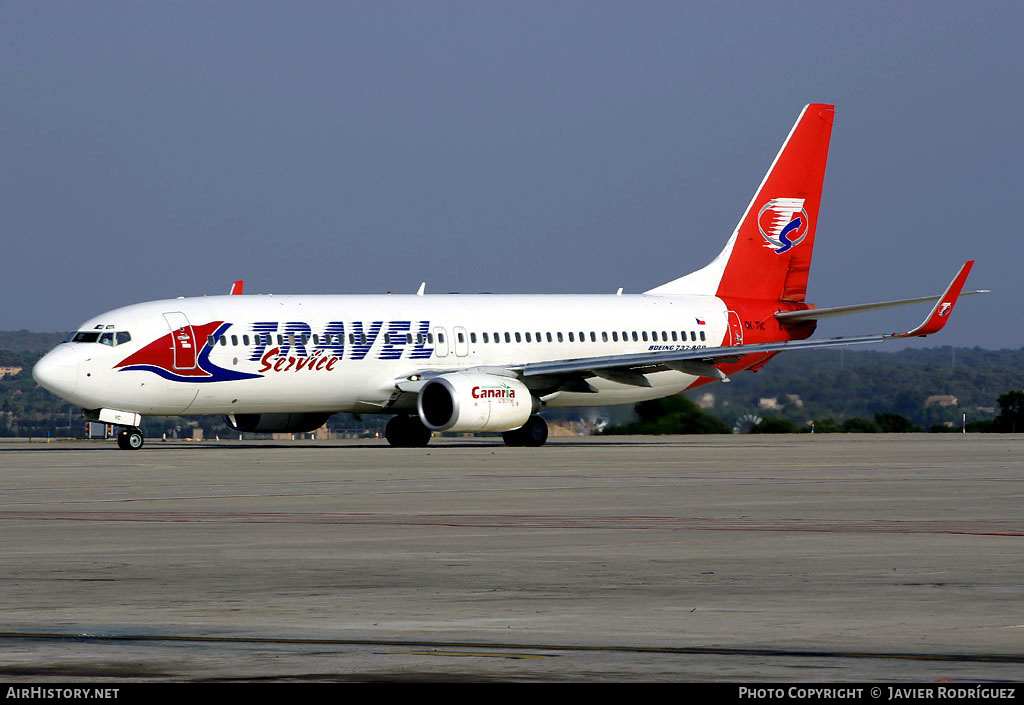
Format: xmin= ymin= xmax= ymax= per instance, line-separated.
xmin=874 ymin=412 xmax=917 ymax=433
xmin=843 ymin=417 xmax=882 ymax=433
xmin=752 ymin=417 xmax=798 ymax=434
xmin=602 ymin=395 xmax=732 ymax=435
xmin=812 ymin=418 xmax=844 ymax=433
xmin=993 ymin=390 xmax=1024 ymax=432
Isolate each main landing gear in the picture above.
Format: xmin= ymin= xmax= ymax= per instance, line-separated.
xmin=384 ymin=414 xmax=549 ymax=447
xmin=384 ymin=415 xmax=433 ymax=447
xmin=502 ymin=415 xmax=548 ymax=447
xmin=116 ymin=427 xmax=145 ymax=450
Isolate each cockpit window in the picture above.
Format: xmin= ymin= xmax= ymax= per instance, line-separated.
xmin=70 ymin=330 xmax=132 ymax=346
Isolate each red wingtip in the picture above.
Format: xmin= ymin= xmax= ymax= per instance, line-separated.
xmin=230 ymin=280 xmax=244 ymax=296
xmin=892 ymin=261 xmax=974 ymax=338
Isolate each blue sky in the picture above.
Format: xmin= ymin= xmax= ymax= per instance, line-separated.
xmin=2 ymin=2 xmax=1021 ymax=349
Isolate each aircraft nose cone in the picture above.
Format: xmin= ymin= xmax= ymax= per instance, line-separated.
xmin=33 ymin=346 xmax=79 ymax=398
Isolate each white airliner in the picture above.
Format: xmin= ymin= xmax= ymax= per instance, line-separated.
xmin=33 ymin=104 xmax=981 ymax=449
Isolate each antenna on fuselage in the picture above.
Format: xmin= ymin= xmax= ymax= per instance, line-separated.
xmin=416 ymin=282 xmax=426 ymax=296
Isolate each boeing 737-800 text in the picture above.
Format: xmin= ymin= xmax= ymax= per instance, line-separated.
xmin=33 ymin=104 xmax=981 ymax=449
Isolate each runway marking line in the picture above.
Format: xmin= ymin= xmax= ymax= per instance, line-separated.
xmin=389 ymin=650 xmax=552 ymax=660
xmin=0 ymin=511 xmax=1021 ymax=536
xmin=1 ymin=632 xmax=1022 ymax=665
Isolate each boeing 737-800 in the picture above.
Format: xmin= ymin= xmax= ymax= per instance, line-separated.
xmin=33 ymin=104 xmax=981 ymax=449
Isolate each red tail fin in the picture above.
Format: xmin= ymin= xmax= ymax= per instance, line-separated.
xmin=647 ymin=104 xmax=834 ymax=302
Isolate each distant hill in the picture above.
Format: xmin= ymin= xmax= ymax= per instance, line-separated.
xmin=0 ymin=330 xmax=69 ymax=354
xmin=0 ymin=331 xmax=69 ymax=367
xmin=689 ymin=346 xmax=1024 ymax=429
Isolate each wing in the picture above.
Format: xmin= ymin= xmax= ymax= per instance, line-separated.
xmin=517 ymin=261 xmax=977 ymax=385
xmin=775 ymin=292 xmax=987 ymax=323
xmin=395 ymin=261 xmax=979 ymax=397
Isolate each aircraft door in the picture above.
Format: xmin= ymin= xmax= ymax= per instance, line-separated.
xmin=163 ymin=312 xmax=198 ymax=369
xmin=453 ymin=326 xmax=469 ymax=357
xmin=726 ymin=311 xmax=743 ymax=346
xmin=433 ymin=327 xmax=449 ymax=357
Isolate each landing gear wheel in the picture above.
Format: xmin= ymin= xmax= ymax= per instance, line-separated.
xmin=502 ymin=415 xmax=548 ymax=447
xmin=117 ymin=427 xmax=144 ymax=450
xmin=385 ymin=415 xmax=432 ymax=448
xmin=522 ymin=415 xmax=548 ymax=447
xmin=501 ymin=429 xmax=526 ymax=447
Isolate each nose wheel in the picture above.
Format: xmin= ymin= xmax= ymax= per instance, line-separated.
xmin=117 ymin=427 xmax=145 ymax=450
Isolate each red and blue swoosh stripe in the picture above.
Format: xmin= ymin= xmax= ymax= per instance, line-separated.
xmin=115 ymin=322 xmax=263 ymax=383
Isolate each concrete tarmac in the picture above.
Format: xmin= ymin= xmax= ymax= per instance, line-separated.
xmin=0 ymin=434 xmax=1022 ymax=682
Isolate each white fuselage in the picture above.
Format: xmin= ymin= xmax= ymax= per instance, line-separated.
xmin=37 ymin=293 xmax=730 ymax=417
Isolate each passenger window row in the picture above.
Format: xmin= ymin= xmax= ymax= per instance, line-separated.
xmin=208 ymin=332 xmax=423 ymax=347
xmin=207 ymin=328 xmax=707 ymax=347
xmin=470 ymin=329 xmax=707 ymax=344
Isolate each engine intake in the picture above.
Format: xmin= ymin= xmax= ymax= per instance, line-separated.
xmin=417 ymin=372 xmax=534 ymax=432
xmin=224 ymin=412 xmax=332 ymax=434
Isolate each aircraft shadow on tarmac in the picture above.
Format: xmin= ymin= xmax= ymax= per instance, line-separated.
xmin=0 ymin=438 xmax=723 ymax=452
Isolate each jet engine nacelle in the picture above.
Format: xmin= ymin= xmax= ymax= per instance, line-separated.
xmin=417 ymin=372 xmax=535 ymax=432
xmin=223 ymin=412 xmax=332 ymax=434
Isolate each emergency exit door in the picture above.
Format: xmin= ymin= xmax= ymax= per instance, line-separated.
xmin=163 ymin=312 xmax=197 ymax=370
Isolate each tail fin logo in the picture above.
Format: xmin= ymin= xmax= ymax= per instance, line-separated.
xmin=758 ymin=198 xmax=809 ymax=255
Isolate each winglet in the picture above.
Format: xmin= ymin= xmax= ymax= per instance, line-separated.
xmin=889 ymin=261 xmax=974 ymax=338
xmin=230 ymin=280 xmax=244 ymax=296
